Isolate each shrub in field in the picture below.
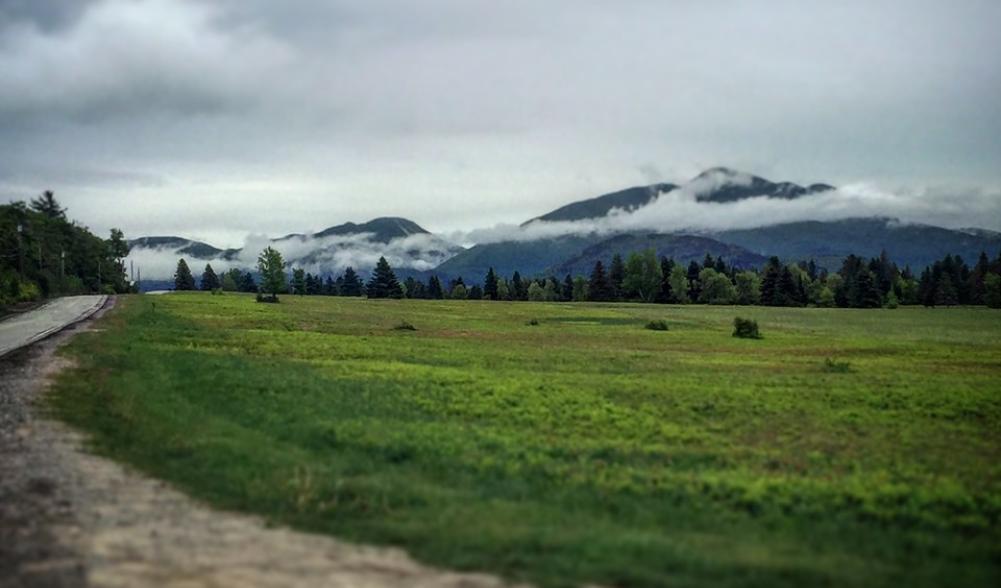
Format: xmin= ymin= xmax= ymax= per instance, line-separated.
xmin=255 ymin=293 xmax=278 ymax=304
xmin=393 ymin=320 xmax=417 ymax=331
xmin=732 ymin=317 xmax=762 ymax=339
xmin=526 ymin=318 xmax=540 ymax=326
xmin=823 ymin=357 xmax=853 ymax=373
xmin=645 ymin=319 xmax=669 ymax=331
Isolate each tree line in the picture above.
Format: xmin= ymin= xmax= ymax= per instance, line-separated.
xmin=176 ymin=246 xmax=1001 ymax=308
xmin=1 ymin=192 xmax=131 ymax=306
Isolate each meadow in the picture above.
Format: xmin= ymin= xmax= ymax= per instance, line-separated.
xmin=50 ymin=293 xmax=1001 ymax=587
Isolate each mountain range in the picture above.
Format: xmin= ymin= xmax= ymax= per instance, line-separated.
xmin=128 ymin=168 xmax=1001 ymax=285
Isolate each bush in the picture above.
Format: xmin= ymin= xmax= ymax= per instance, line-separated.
xmin=645 ymin=319 xmax=669 ymax=331
xmin=211 ymin=288 xmax=224 ymax=296
xmin=256 ymin=293 xmax=279 ymax=304
xmin=526 ymin=318 xmax=540 ymax=326
xmin=393 ymin=320 xmax=417 ymax=331
xmin=732 ymin=317 xmax=761 ymax=339
xmin=823 ymin=358 xmax=853 ymax=373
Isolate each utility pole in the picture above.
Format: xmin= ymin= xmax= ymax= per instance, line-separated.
xmin=16 ymin=223 xmax=24 ymax=280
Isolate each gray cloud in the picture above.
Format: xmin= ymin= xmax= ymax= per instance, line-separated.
xmin=1 ymin=0 xmax=999 ymax=245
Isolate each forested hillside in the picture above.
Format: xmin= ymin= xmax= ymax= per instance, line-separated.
xmin=1 ymin=192 xmax=131 ymax=307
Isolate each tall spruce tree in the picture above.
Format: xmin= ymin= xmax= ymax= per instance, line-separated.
xmin=427 ymin=275 xmax=444 ymax=299
xmin=561 ymin=274 xmax=574 ymax=302
xmin=511 ymin=271 xmax=526 ymax=301
xmin=759 ymin=257 xmax=782 ymax=306
xmin=340 ymin=267 xmax=363 ymax=296
xmin=200 ymin=263 xmax=220 ymax=291
xmin=609 ymin=254 xmax=625 ymax=300
xmin=588 ymin=260 xmax=613 ymax=301
xmin=484 ymin=267 xmax=499 ymax=300
xmin=366 ymin=257 xmax=403 ymax=299
xmin=173 ymin=259 xmax=196 ymax=291
xmin=656 ymin=257 xmax=675 ymax=303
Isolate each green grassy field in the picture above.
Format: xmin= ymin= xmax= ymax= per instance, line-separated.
xmin=50 ymin=294 xmax=1001 ymax=587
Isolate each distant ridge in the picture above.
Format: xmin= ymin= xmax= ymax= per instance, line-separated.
xmin=523 ymin=183 xmax=676 ymax=225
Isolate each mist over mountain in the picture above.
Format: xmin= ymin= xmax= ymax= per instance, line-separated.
xmin=127 ymin=168 xmax=1001 ymax=284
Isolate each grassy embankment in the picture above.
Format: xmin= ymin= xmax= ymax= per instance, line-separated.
xmin=50 ymin=293 xmax=1001 ymax=587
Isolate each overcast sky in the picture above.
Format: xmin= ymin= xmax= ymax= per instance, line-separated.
xmin=1 ymin=0 xmax=999 ymax=246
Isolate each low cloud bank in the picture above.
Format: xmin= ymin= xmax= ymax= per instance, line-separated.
xmin=128 ymin=231 xmax=458 ymax=280
xmin=454 ymin=182 xmax=1001 ymax=245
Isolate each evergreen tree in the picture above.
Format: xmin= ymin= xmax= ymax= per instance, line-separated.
xmin=511 ymin=271 xmax=526 ymax=301
xmin=324 ymin=276 xmax=336 ymax=295
xmin=714 ymin=256 xmax=727 ymax=276
xmin=291 ymin=268 xmax=306 ymax=295
xmin=340 ymin=267 xmax=363 ymax=297
xmin=173 ymin=259 xmax=196 ymax=291
xmin=200 ymin=264 xmax=220 ymax=291
xmin=366 ymin=257 xmax=403 ymax=299
xmin=687 ymin=260 xmax=702 ymax=302
xmin=855 ymin=270 xmax=883 ymax=308
xmin=561 ymin=274 xmax=574 ymax=302
xmin=468 ymin=284 xmax=484 ymax=299
xmin=427 ymin=275 xmax=444 ymax=299
xmin=588 ymin=260 xmax=613 ymax=301
xmin=30 ymin=190 xmax=66 ymax=220
xmin=702 ymin=253 xmax=716 ymax=270
xmin=257 ymin=247 xmax=286 ymax=301
xmin=934 ymin=275 xmax=959 ymax=306
xmin=484 ymin=267 xmax=499 ymax=300
xmin=656 ymin=257 xmax=675 ymax=303
xmin=970 ymin=251 xmax=990 ymax=305
xmin=777 ymin=266 xmax=801 ymax=306
xmin=609 ymin=254 xmax=626 ymax=300
xmin=984 ymin=273 xmax=1001 ymax=308
xmin=759 ymin=257 xmax=782 ymax=306
xmin=403 ymin=276 xmax=419 ymax=299
xmin=239 ymin=271 xmax=257 ymax=293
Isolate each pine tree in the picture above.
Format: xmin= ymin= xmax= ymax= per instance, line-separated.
xmin=511 ymin=271 xmax=526 ymax=301
xmin=656 ymin=257 xmax=674 ymax=303
xmin=561 ymin=274 xmax=574 ymax=302
xmin=687 ymin=260 xmax=702 ymax=302
xmin=340 ymin=267 xmax=363 ymax=297
xmin=609 ymin=254 xmax=625 ymax=300
xmin=324 ymin=276 xmax=336 ymax=295
xmin=427 ymin=275 xmax=444 ymax=299
xmin=759 ymin=257 xmax=782 ymax=306
xmin=588 ymin=260 xmax=613 ymax=301
xmin=366 ymin=257 xmax=403 ymax=299
xmin=291 ymin=268 xmax=306 ymax=295
xmin=239 ymin=272 xmax=257 ymax=293
xmin=468 ymin=284 xmax=484 ymax=300
xmin=29 ymin=190 xmax=66 ymax=219
xmin=970 ymin=251 xmax=990 ymax=305
xmin=855 ymin=270 xmax=882 ymax=308
xmin=484 ymin=267 xmax=499 ymax=300
xmin=173 ymin=259 xmax=196 ymax=291
xmin=200 ymin=264 xmax=220 ymax=291
xmin=984 ymin=273 xmax=1001 ymax=308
